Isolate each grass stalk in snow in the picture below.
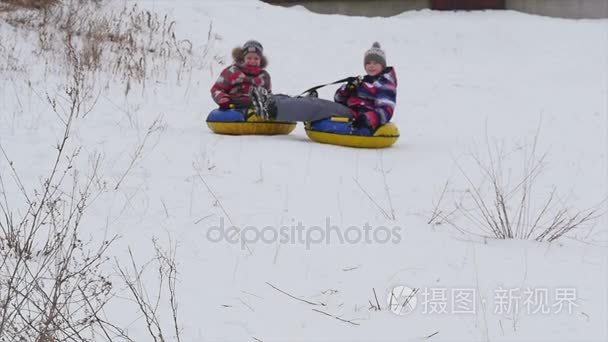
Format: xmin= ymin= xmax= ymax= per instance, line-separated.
xmin=429 ymin=125 xmax=603 ymax=241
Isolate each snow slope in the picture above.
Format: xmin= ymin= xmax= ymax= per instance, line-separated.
xmin=0 ymin=0 xmax=607 ymax=340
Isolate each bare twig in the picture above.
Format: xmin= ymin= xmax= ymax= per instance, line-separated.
xmin=372 ymin=288 xmax=381 ymax=311
xmin=117 ymin=238 xmax=183 ymax=342
xmin=195 ymin=170 xmax=234 ymax=226
xmin=194 ymin=165 xmax=252 ymax=255
xmin=266 ymin=282 xmax=324 ymax=306
xmin=424 ymin=331 xmax=439 ymax=339
xmin=312 ymin=308 xmax=360 ymax=326
xmin=114 ymin=115 xmax=164 ymax=190
xmin=428 ymin=180 xmax=449 ymax=225
xmin=342 ymin=265 xmax=360 ymax=272
xmin=353 ymin=177 xmax=392 ymax=220
xmin=378 ymin=152 xmax=396 ymax=220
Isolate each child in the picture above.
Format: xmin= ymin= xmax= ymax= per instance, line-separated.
xmin=334 ymin=42 xmax=397 ymax=135
xmin=250 ymin=42 xmax=397 ymax=135
xmin=210 ymin=40 xmax=271 ymax=114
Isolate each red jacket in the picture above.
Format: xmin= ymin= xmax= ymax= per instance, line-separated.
xmin=210 ymin=64 xmax=271 ymax=108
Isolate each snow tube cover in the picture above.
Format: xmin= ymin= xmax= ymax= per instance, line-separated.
xmin=206 ymin=109 xmax=296 ymax=136
xmin=305 ymin=117 xmax=399 ymax=148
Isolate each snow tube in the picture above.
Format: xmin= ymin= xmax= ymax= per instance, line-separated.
xmin=206 ymin=109 xmax=296 ymax=135
xmin=305 ymin=117 xmax=399 ymax=148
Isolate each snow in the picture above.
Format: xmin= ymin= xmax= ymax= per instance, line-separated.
xmin=1 ymin=0 xmax=607 ymax=341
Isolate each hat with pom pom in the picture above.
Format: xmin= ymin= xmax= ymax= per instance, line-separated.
xmin=242 ymin=40 xmax=264 ymax=58
xmin=364 ymin=42 xmax=386 ymax=68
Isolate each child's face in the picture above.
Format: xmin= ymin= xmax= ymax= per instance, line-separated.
xmin=365 ymin=61 xmax=383 ymax=77
xmin=244 ymin=53 xmax=261 ymax=67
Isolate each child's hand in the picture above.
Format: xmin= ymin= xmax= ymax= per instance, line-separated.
xmin=218 ymin=97 xmax=232 ymax=109
xmin=345 ymin=76 xmax=364 ymax=92
xmin=351 ymin=114 xmax=368 ymax=129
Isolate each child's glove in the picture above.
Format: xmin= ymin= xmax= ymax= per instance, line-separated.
xmin=306 ymin=89 xmax=318 ymax=98
xmin=218 ymin=97 xmax=233 ymax=110
xmin=351 ymin=114 xmax=368 ymax=130
xmin=345 ymin=76 xmax=364 ymax=92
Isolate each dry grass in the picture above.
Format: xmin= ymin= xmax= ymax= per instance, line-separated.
xmin=0 ymin=45 xmax=183 ymax=342
xmin=0 ymin=3 xmax=189 ymax=338
xmin=0 ymin=0 xmax=218 ymax=95
xmin=429 ymin=127 xmax=603 ymax=242
xmin=0 ymin=0 xmax=60 ymax=11
xmin=0 ymin=50 xmax=118 ymax=341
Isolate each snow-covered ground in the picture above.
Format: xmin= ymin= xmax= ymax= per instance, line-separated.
xmin=1 ymin=0 xmax=607 ymax=340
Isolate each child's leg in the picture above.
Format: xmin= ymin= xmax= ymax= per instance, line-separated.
xmin=273 ymin=95 xmax=352 ymax=122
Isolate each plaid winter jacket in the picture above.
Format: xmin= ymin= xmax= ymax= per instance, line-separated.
xmin=334 ymin=67 xmax=397 ymax=129
xmin=211 ymin=64 xmax=272 ymax=108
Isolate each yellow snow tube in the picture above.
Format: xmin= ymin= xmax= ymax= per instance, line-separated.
xmin=206 ymin=109 xmax=296 ymax=136
xmin=305 ymin=118 xmax=399 ymax=149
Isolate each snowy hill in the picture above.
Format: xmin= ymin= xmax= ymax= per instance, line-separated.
xmin=0 ymin=0 xmax=606 ymax=341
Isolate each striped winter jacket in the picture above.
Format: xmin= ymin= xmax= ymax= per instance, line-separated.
xmin=334 ymin=67 xmax=397 ymax=129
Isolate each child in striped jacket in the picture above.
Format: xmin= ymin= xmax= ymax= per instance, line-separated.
xmin=334 ymin=42 xmax=397 ymax=134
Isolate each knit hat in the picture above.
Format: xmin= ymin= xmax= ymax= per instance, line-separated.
xmin=364 ymin=42 xmax=386 ymax=68
xmin=242 ymin=40 xmax=263 ymax=58
xmin=231 ymin=40 xmax=268 ymax=68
